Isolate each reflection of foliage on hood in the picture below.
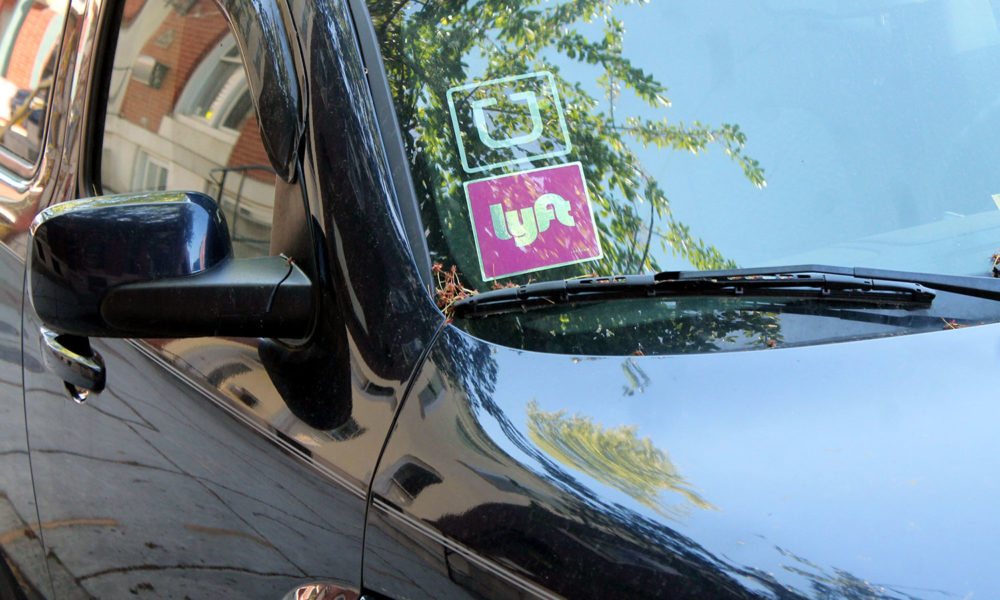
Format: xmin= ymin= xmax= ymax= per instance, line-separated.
xmin=526 ymin=399 xmax=716 ymax=519
xmin=369 ymin=0 xmax=766 ymax=289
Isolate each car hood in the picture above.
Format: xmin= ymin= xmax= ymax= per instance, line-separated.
xmin=415 ymin=321 xmax=1000 ymax=598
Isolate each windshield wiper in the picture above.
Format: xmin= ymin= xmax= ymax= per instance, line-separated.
xmin=452 ymin=264 xmax=968 ymax=318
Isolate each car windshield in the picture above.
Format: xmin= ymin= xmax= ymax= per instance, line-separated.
xmin=366 ymin=0 xmax=1000 ymax=353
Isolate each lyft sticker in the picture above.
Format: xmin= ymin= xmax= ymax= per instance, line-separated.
xmin=465 ymin=162 xmax=602 ymax=281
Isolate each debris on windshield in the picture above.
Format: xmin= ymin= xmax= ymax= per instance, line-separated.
xmin=942 ymin=319 xmax=968 ymax=330
xmin=991 ymin=249 xmax=1000 ymax=277
xmin=432 ymin=263 xmax=477 ymax=319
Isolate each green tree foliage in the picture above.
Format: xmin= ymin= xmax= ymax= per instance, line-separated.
xmin=526 ymin=399 xmax=716 ymax=520
xmin=368 ymin=0 xmax=766 ymax=288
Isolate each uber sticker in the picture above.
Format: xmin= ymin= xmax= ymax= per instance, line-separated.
xmin=447 ymin=71 xmax=571 ymax=174
xmin=465 ymin=162 xmax=602 ymax=281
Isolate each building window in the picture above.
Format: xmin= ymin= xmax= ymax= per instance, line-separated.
xmin=176 ymin=40 xmax=251 ymax=134
xmin=132 ymin=151 xmax=167 ymax=190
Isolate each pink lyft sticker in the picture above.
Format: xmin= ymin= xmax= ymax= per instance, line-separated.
xmin=464 ymin=162 xmax=603 ymax=281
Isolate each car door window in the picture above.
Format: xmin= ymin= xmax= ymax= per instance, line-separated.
xmin=94 ymin=0 xmax=317 ymax=427
xmin=100 ymin=0 xmax=273 ymax=258
xmin=0 ymin=0 xmax=67 ymax=164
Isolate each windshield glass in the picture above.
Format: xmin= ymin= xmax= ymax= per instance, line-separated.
xmin=367 ymin=0 xmax=1000 ymax=353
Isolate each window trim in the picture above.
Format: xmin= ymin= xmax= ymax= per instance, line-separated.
xmin=80 ymin=0 xmax=126 ymax=197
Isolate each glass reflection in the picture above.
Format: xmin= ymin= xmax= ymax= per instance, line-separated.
xmin=0 ymin=0 xmax=68 ymax=162
xmin=101 ymin=0 xmax=275 ymax=258
xmin=369 ymin=0 xmax=767 ymax=291
xmin=369 ymin=327 xmax=983 ymax=599
xmin=525 ymin=399 xmax=716 ymax=520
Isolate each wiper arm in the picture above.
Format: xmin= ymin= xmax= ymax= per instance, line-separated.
xmin=453 ymin=264 xmax=942 ymax=318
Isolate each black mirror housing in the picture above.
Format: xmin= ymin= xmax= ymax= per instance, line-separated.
xmin=29 ymin=191 xmax=313 ymax=339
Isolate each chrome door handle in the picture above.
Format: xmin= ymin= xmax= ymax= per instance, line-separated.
xmin=40 ymin=328 xmax=105 ymax=401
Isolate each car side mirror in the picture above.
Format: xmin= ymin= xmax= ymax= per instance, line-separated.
xmin=28 ymin=191 xmax=314 ymax=338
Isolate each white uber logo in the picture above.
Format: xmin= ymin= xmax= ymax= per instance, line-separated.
xmin=447 ymin=71 xmax=572 ymax=174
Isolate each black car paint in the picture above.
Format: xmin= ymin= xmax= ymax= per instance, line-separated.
xmin=366 ymin=324 xmax=1000 ymax=599
xmin=18 ymin=0 xmax=439 ymax=595
xmin=0 ymin=243 xmax=49 ymax=599
xmin=0 ymin=0 xmax=993 ymax=598
xmin=217 ymin=0 xmax=304 ymax=182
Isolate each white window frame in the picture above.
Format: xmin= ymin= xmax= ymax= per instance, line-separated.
xmin=132 ymin=150 xmax=169 ymax=191
xmin=174 ymin=36 xmax=251 ymax=140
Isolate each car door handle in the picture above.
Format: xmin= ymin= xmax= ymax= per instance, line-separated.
xmin=40 ymin=328 xmax=106 ymax=400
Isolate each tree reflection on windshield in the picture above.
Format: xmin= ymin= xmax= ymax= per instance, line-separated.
xmin=368 ymin=0 xmax=766 ymax=287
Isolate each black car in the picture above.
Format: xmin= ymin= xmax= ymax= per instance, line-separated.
xmin=2 ymin=0 xmax=1000 ymax=598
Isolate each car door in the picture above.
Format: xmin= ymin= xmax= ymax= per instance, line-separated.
xmin=0 ymin=0 xmax=74 ymax=595
xmin=19 ymin=0 xmax=427 ymax=596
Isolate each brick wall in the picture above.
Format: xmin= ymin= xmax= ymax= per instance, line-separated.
xmin=5 ymin=2 xmax=57 ymax=89
xmin=121 ymin=0 xmax=147 ymax=26
xmin=119 ymin=0 xmax=229 ymax=132
xmin=227 ymin=112 xmax=271 ymax=182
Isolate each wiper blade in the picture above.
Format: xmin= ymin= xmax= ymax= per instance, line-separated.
xmin=661 ymin=264 xmax=1000 ymax=300
xmin=453 ymin=265 xmax=944 ymax=318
